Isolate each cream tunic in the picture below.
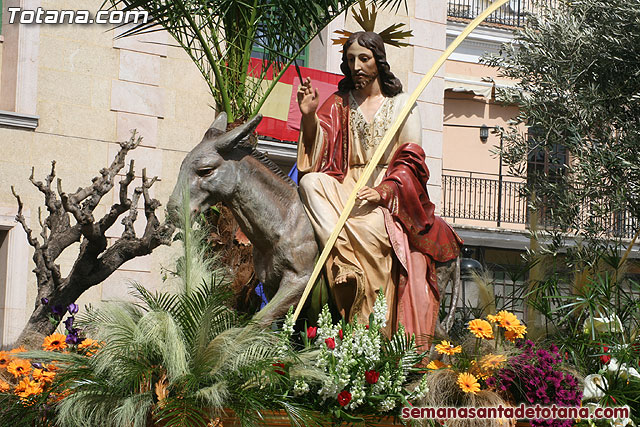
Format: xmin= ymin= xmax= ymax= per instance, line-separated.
xmin=298 ymin=92 xmax=422 ymax=323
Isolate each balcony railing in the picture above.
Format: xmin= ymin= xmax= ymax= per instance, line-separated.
xmin=442 ymin=172 xmax=527 ymax=226
xmin=442 ymin=171 xmax=638 ymax=239
xmin=447 ymin=0 xmax=557 ymax=28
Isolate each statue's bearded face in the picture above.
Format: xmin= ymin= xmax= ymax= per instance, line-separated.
xmin=346 ymin=41 xmax=378 ymax=90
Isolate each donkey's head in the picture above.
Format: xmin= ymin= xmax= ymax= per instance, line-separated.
xmin=167 ymin=113 xmax=262 ymax=222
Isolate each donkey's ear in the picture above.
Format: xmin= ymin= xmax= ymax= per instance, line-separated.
xmin=209 ymin=112 xmax=228 ymax=133
xmin=214 ymin=114 xmax=263 ymax=153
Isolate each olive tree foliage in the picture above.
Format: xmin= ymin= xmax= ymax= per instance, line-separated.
xmin=483 ymin=0 xmax=640 ymax=250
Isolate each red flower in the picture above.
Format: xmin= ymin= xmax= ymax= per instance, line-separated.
xmin=307 ymin=326 xmax=317 ymax=339
xmin=325 ymin=337 xmax=336 ymax=350
xmin=364 ymin=370 xmax=380 ymax=384
xmin=365 ymin=325 xmax=370 ymax=330
xmin=337 ymin=390 xmax=352 ymax=406
xmin=272 ymin=362 xmax=285 ymax=375
xmin=632 ymin=342 xmax=640 ymax=355
xmin=338 ymin=329 xmax=343 ymax=340
xmin=600 ymin=346 xmax=611 ymax=364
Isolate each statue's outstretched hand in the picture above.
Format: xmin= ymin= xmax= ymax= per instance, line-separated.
xmin=357 ymin=186 xmax=382 ymax=204
xmin=297 ymin=77 xmax=320 ymax=116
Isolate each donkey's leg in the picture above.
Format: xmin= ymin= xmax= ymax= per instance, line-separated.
xmin=252 ymin=268 xmax=310 ymax=327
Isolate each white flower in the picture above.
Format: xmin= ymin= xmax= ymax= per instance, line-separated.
xmin=293 ymin=380 xmax=310 ymax=396
xmin=583 ymin=312 xmax=624 ymax=335
xmin=607 ymin=358 xmax=640 ymax=381
xmin=372 ymin=292 xmax=388 ymax=329
xmin=378 ymin=397 xmax=396 ymax=412
xmin=582 ymin=374 xmax=608 ymax=400
xmin=611 ymin=415 xmax=635 ymax=427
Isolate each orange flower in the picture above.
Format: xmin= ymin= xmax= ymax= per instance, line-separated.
xmin=457 ymin=372 xmax=481 ymax=394
xmin=468 ymin=319 xmax=494 ymax=339
xmin=78 ymin=338 xmax=101 ymax=355
xmin=0 ymin=380 xmax=10 ymax=392
xmin=504 ymin=324 xmax=527 ymax=342
xmin=480 ymin=354 xmax=507 ymax=371
xmin=426 ymin=360 xmax=447 ymax=370
xmin=43 ymin=333 xmax=68 ymax=351
xmin=486 ymin=314 xmax=500 ymax=323
xmin=435 ymin=340 xmax=462 ymax=355
xmin=14 ymin=377 xmax=43 ymax=398
xmin=78 ymin=338 xmax=98 ymax=349
xmin=0 ymin=351 xmax=11 ymax=369
xmin=497 ymin=311 xmax=521 ymax=331
xmin=9 ymin=346 xmax=27 ymax=354
xmin=7 ymin=359 xmax=32 ymax=378
xmin=32 ymin=368 xmax=56 ymax=384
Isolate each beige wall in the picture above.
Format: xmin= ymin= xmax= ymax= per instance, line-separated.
xmin=0 ymin=0 xmax=214 ymax=344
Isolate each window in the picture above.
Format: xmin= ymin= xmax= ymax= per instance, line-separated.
xmin=0 ymin=0 xmax=39 ymax=128
xmin=526 ymin=127 xmax=568 ymax=226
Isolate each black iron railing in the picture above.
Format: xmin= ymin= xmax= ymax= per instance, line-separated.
xmin=442 ymin=172 xmax=638 ymax=238
xmin=442 ymin=173 xmax=527 ymax=226
xmin=447 ymin=0 xmax=557 ymax=28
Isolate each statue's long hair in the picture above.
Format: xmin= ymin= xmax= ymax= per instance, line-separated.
xmin=338 ymin=31 xmax=403 ymax=97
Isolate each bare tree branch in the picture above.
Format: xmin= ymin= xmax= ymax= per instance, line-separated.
xmin=14 ymin=131 xmax=174 ymax=346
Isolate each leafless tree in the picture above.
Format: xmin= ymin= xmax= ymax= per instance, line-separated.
xmin=11 ymin=133 xmax=174 ymax=346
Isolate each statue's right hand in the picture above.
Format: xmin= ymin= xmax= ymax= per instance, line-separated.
xmin=297 ymin=77 xmax=319 ymax=116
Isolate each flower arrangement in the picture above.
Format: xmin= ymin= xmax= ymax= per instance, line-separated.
xmin=278 ymin=293 xmax=430 ymax=424
xmin=418 ymin=310 xmax=529 ymax=427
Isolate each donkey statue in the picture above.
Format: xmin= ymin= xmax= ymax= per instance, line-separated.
xmin=169 ymin=113 xmax=461 ymax=333
xmin=168 ymin=113 xmax=318 ymax=327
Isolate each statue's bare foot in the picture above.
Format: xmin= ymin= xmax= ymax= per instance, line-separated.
xmin=335 ymin=271 xmax=358 ymax=286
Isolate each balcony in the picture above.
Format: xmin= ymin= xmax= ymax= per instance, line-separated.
xmin=441 ymin=171 xmax=638 ymax=239
xmin=447 ymin=0 xmax=557 ymax=28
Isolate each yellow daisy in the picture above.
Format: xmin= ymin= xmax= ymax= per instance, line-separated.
xmin=435 ymin=340 xmax=462 ymax=355
xmin=486 ymin=314 xmax=500 ymax=323
xmin=468 ymin=319 xmax=494 ymax=339
xmin=0 ymin=380 xmax=10 ymax=392
xmin=457 ymin=372 xmax=481 ymax=394
xmin=504 ymin=324 xmax=527 ymax=342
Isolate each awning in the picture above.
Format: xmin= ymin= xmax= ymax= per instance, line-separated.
xmin=444 ymin=74 xmax=516 ymax=100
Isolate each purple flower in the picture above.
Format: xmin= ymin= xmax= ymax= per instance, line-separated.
xmin=41 ymin=298 xmax=49 ymax=305
xmin=31 ymin=362 xmax=43 ymax=369
xmin=65 ymin=330 xmax=80 ymax=345
xmin=51 ymin=305 xmax=65 ymax=318
xmin=64 ymin=316 xmax=74 ymax=332
xmin=67 ymin=303 xmax=79 ymax=315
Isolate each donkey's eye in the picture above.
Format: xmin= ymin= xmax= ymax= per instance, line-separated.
xmin=196 ymin=167 xmax=215 ymax=177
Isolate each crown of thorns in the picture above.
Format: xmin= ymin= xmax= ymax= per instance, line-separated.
xmin=332 ymin=0 xmax=413 ymax=48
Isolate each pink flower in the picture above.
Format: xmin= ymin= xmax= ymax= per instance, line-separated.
xmin=337 ymin=390 xmax=352 ymax=406
xmin=325 ymin=337 xmax=336 ymax=350
xmin=306 ymin=326 xmax=317 ymax=339
xmin=364 ymin=370 xmax=380 ymax=384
